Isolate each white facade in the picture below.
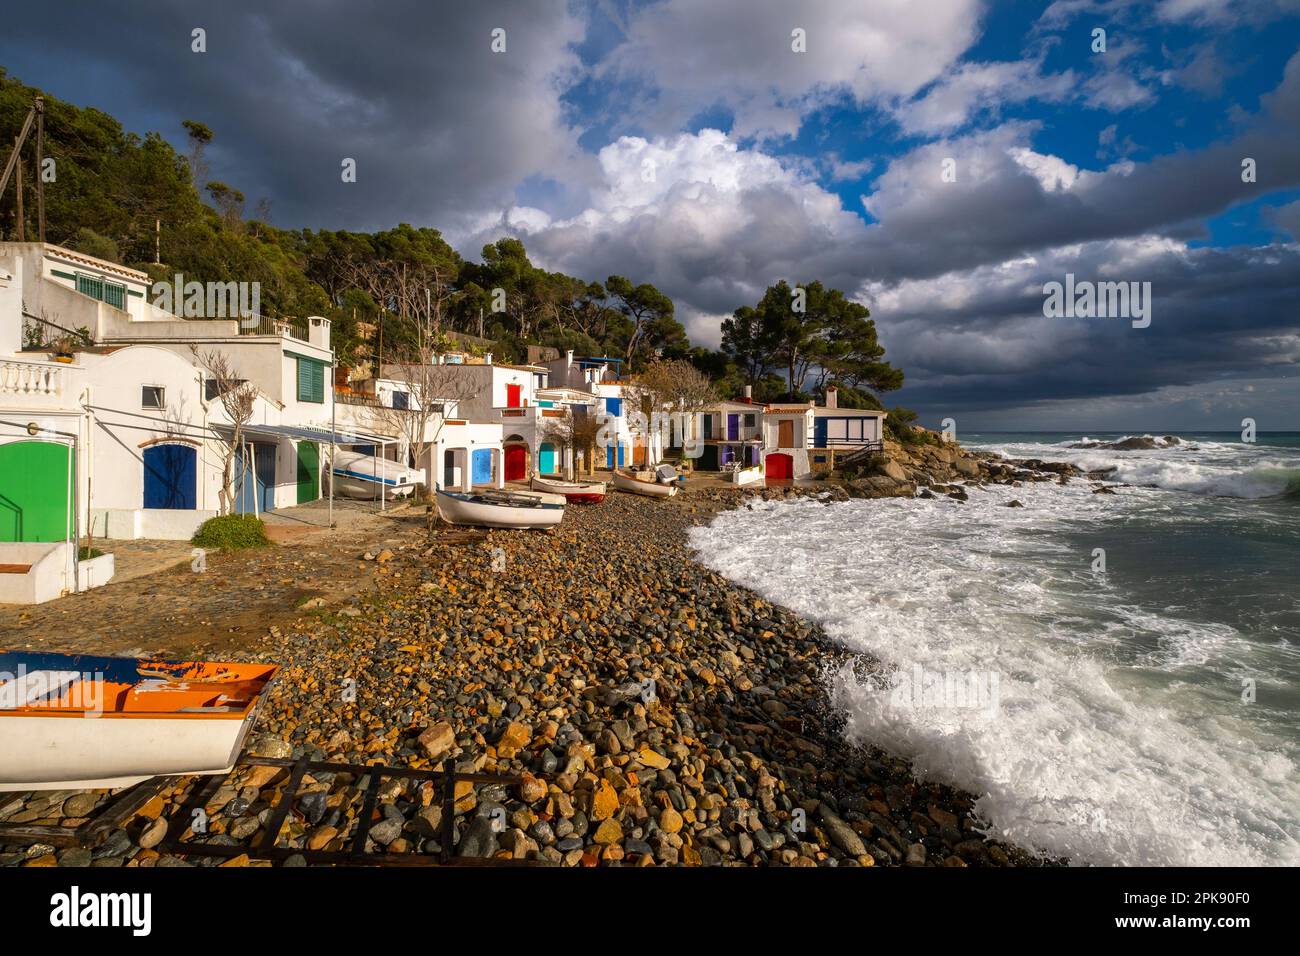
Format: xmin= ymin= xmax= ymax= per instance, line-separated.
xmin=1 ymin=243 xmax=340 ymax=561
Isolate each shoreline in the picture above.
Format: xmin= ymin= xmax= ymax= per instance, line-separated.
xmin=1 ymin=450 xmax=1073 ymax=867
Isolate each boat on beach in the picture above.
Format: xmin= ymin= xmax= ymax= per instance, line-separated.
xmin=530 ymin=475 xmax=607 ymax=503
xmin=435 ymin=489 xmax=565 ymax=529
xmin=329 ymin=449 xmax=424 ymax=499
xmin=0 ymin=651 xmax=278 ymax=791
xmin=612 ymin=468 xmax=679 ymax=498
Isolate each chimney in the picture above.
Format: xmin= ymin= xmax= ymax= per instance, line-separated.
xmin=825 ymin=385 xmax=838 ymax=409
xmin=308 ymin=315 xmax=331 ymax=349
xmin=484 ymin=352 xmax=493 ymax=365
xmin=742 ymin=384 xmax=753 ymax=400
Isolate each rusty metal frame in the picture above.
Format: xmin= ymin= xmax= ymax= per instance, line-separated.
xmin=157 ymin=755 xmax=538 ymax=866
xmin=0 ymin=776 xmax=169 ymax=849
xmin=1 ymin=755 xmax=540 ymax=867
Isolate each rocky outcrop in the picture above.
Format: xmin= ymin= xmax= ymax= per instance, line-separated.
xmin=1067 ymin=435 xmax=1181 ymax=450
xmin=866 ymin=439 xmax=1085 ymax=496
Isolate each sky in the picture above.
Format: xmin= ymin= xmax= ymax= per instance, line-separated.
xmin=2 ymin=0 xmax=1299 ymax=430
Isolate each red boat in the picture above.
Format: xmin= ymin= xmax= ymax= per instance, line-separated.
xmin=530 ymin=475 xmax=606 ymax=503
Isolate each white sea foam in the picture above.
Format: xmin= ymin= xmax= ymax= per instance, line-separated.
xmin=689 ymin=483 xmax=1300 ymax=866
xmin=984 ymin=435 xmax=1300 ymax=499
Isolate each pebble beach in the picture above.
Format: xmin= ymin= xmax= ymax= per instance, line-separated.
xmin=1 ymin=454 xmax=1083 ymax=867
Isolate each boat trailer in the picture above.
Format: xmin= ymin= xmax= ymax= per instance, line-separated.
xmin=0 ymin=754 xmax=541 ymax=867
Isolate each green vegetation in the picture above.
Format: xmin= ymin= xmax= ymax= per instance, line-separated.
xmin=77 ymin=546 xmax=105 ymax=560
xmin=192 ymin=514 xmax=271 ymax=549
xmin=2 ymin=69 xmax=915 ymax=418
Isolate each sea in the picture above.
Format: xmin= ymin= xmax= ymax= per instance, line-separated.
xmin=688 ymin=432 xmax=1300 ymax=866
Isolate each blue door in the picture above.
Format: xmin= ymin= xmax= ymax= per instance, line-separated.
xmin=605 ymin=397 xmax=622 ymax=417
xmin=236 ymin=442 xmax=277 ymax=513
xmin=471 ymin=448 xmax=492 ymax=485
xmin=143 ymin=444 xmax=197 ymax=509
xmin=606 ymin=444 xmax=625 ymax=469
xmin=813 ymin=418 xmax=828 ymax=448
xmin=727 ymin=414 xmax=739 ymax=440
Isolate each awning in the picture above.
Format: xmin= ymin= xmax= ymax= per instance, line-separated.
xmin=227 ymin=423 xmax=396 ymax=445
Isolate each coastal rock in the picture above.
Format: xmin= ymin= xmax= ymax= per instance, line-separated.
xmin=418 ymin=721 xmax=457 ymax=762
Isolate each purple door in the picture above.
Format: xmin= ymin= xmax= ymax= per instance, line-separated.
xmin=727 ymin=414 xmax=739 ymax=440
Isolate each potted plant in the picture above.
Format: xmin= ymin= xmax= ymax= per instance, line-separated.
xmin=50 ymin=334 xmax=76 ymax=362
xmin=49 ymin=327 xmax=93 ymax=362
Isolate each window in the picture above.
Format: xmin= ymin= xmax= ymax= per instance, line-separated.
xmin=204 ymin=378 xmax=247 ymax=401
xmin=744 ymin=413 xmax=756 ymax=427
xmin=142 ymin=385 xmax=165 ymax=409
xmin=390 ymin=390 xmax=409 ymax=410
xmin=296 ymin=356 xmax=325 ymax=403
xmin=75 ymin=273 xmax=126 ymax=309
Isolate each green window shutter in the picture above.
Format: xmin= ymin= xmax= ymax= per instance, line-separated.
xmin=298 ymin=357 xmax=325 ymax=403
xmin=104 ymin=282 xmax=126 ymax=310
xmin=76 ymin=274 xmax=104 ymax=301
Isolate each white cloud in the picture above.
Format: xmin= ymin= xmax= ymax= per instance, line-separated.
xmin=601 ymin=0 xmax=983 ymax=139
xmin=895 ymin=59 xmax=1078 ymax=135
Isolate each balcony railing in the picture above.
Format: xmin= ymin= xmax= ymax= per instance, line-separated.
xmin=0 ymin=358 xmax=66 ymax=398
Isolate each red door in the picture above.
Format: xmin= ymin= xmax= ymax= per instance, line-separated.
xmin=505 ymin=444 xmax=527 ymax=481
xmin=506 ymin=383 xmax=522 ymax=408
xmin=766 ymin=453 xmax=793 ymax=480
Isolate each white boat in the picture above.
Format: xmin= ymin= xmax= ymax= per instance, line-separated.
xmin=612 ymin=468 xmax=679 ymax=498
xmin=496 ymin=488 xmax=567 ymax=506
xmin=329 ymin=449 xmax=424 ymax=499
xmin=436 ymin=489 xmax=564 ymax=529
xmin=530 ymin=475 xmax=607 ymax=503
xmin=0 ymin=651 xmax=278 ymax=791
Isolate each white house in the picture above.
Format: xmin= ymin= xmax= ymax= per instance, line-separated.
xmin=1 ymin=242 xmax=345 ymax=555
xmin=542 ymin=351 xmax=667 ymax=470
xmin=333 ymin=386 xmax=505 ymax=493
xmin=761 ymin=387 xmax=886 ymax=479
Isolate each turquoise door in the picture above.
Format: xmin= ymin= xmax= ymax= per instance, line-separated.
xmin=471 ymin=448 xmax=492 ymax=485
xmin=539 ymin=442 xmax=557 ymax=475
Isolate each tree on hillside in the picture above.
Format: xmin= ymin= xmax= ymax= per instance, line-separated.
xmin=720 ymin=304 xmax=777 ymax=388
xmin=182 ymin=120 xmax=212 ymax=189
xmin=206 ymin=181 xmax=244 ymax=229
xmin=605 ymin=274 xmax=683 ymax=366
xmin=739 ymin=279 xmax=903 ymax=403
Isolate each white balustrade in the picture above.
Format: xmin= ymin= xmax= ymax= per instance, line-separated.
xmin=0 ymin=359 xmax=64 ymax=398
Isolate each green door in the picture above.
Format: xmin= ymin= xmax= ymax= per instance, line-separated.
xmin=296 ymin=441 xmax=319 ymax=504
xmin=0 ymin=441 xmax=73 ymax=542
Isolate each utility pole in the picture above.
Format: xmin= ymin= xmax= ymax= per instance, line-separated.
xmin=155 ymin=218 xmax=161 ymax=264
xmin=14 ymin=138 xmax=24 ymax=241
xmin=34 ymin=97 xmax=45 ymax=243
xmin=0 ymin=97 xmax=41 ymax=233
